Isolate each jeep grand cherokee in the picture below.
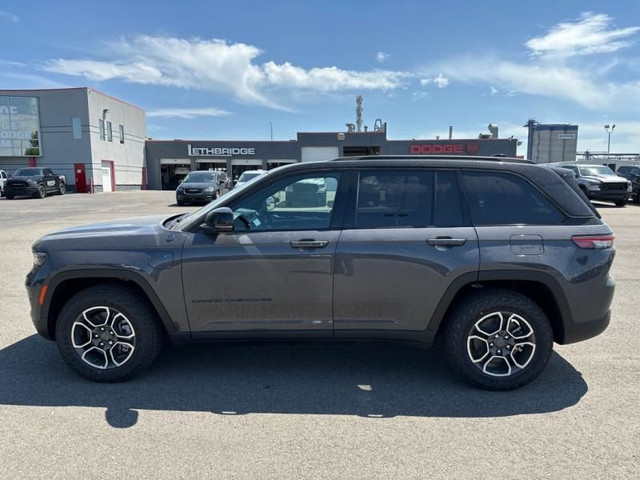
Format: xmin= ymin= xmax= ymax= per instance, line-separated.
xmin=26 ymin=156 xmax=615 ymax=390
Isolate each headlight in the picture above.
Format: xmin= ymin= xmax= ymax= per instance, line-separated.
xmin=628 ymin=181 xmax=633 ymax=192
xmin=204 ymin=186 xmax=215 ymax=192
xmin=587 ymin=182 xmax=601 ymax=191
xmin=33 ymin=252 xmax=48 ymax=267
xmin=27 ymin=179 xmax=37 ymax=186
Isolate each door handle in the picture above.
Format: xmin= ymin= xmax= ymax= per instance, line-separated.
xmin=427 ymin=237 xmax=467 ymax=247
xmin=290 ymin=240 xmax=329 ymax=249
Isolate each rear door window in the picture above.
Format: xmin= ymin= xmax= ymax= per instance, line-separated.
xmin=355 ymin=170 xmax=433 ymax=228
xmin=462 ymin=171 xmax=565 ymax=225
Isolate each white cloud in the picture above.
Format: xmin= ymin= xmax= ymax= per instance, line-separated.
xmin=490 ymin=86 xmax=499 ymax=96
xmin=526 ymin=12 xmax=640 ymax=58
xmin=0 ymin=10 xmax=19 ymax=23
xmin=376 ymin=51 xmax=390 ymax=63
xmin=146 ymin=107 xmax=231 ymax=119
xmin=438 ymin=58 xmax=607 ymax=108
xmin=412 ymin=91 xmax=429 ymax=101
xmin=44 ymin=35 xmax=409 ymax=109
xmin=420 ymin=73 xmax=449 ymax=88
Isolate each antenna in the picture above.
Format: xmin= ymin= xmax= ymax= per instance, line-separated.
xmin=356 ymin=95 xmax=363 ymax=132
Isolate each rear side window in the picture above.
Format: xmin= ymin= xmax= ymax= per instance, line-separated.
xmin=462 ymin=171 xmax=565 ymax=225
xmin=355 ymin=170 xmax=433 ymax=228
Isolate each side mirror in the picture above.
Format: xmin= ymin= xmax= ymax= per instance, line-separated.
xmin=204 ymin=207 xmax=234 ymax=232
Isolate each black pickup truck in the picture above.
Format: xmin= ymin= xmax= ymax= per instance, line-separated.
xmin=5 ymin=168 xmax=66 ymax=199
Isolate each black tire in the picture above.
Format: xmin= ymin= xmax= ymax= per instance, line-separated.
xmin=635 ymin=194 xmax=640 ymax=205
xmin=55 ymin=285 xmax=163 ymax=382
xmin=37 ymin=184 xmax=46 ymax=198
xmin=58 ymin=182 xmax=66 ymax=195
xmin=443 ymin=288 xmax=553 ymax=390
xmin=177 ymin=199 xmax=185 ymax=206
xmin=615 ymin=200 xmax=627 ymax=207
xmin=5 ymin=193 xmax=13 ymax=200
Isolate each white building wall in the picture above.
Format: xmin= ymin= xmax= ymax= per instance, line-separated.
xmin=87 ymin=89 xmax=147 ymax=191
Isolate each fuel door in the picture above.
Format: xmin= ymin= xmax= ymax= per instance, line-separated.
xmin=510 ymin=234 xmax=544 ymax=256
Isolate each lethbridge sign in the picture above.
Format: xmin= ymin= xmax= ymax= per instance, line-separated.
xmin=410 ymin=142 xmax=480 ymax=155
xmin=188 ymin=144 xmax=256 ymax=157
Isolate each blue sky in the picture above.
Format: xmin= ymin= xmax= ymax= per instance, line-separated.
xmin=2 ymin=0 xmax=640 ymax=156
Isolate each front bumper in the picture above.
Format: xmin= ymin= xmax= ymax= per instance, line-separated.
xmin=6 ymin=184 xmax=39 ymax=196
xmin=26 ymin=267 xmax=51 ymax=340
xmin=176 ymin=192 xmax=215 ymax=203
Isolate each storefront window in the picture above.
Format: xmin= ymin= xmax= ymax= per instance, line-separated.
xmin=0 ymin=96 xmax=41 ymax=157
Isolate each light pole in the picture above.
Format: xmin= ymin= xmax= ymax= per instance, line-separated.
xmin=269 ymin=122 xmax=273 ymax=141
xmin=604 ymin=124 xmax=615 ymax=159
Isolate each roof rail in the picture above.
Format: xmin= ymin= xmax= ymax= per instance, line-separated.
xmin=329 ymin=155 xmax=535 ymax=164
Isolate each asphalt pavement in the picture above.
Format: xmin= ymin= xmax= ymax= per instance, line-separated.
xmin=0 ymin=191 xmax=638 ymax=479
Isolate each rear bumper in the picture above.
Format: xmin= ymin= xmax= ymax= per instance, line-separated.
xmin=561 ymin=309 xmax=610 ymax=344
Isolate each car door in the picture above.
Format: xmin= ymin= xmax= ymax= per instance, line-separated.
xmin=42 ymin=168 xmax=56 ymax=192
xmin=182 ymin=170 xmax=346 ymax=338
xmin=334 ymin=168 xmax=479 ymax=339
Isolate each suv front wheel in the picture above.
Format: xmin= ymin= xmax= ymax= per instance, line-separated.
xmin=55 ymin=285 xmax=163 ymax=382
xmin=444 ymin=289 xmax=553 ymax=390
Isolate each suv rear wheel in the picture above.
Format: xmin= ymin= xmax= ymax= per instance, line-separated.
xmin=55 ymin=285 xmax=163 ymax=382
xmin=444 ymin=289 xmax=553 ymax=390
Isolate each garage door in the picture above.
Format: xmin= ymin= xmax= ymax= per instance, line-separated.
xmin=301 ymin=147 xmax=339 ymax=162
xmin=101 ymin=161 xmax=113 ymax=192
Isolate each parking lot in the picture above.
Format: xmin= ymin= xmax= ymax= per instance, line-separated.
xmin=0 ymin=191 xmax=638 ymax=479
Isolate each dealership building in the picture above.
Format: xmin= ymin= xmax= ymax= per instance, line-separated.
xmin=146 ymin=132 xmax=518 ymax=190
xmin=1 ymin=87 xmax=518 ymax=192
xmin=0 ymin=88 xmax=146 ymax=192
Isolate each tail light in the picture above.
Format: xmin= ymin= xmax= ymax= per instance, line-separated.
xmin=571 ymin=234 xmax=615 ymax=249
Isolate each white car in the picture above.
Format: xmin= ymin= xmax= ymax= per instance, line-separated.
xmin=0 ymin=170 xmax=7 ymax=196
xmin=233 ymin=169 xmax=267 ymax=189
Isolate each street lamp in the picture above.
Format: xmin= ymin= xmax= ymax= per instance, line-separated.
xmin=604 ymin=124 xmax=616 ymax=158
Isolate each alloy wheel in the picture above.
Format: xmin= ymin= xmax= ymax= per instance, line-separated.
xmin=466 ymin=311 xmax=536 ymax=377
xmin=70 ymin=306 xmax=136 ymax=370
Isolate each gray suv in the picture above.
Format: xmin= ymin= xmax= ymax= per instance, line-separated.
xmin=26 ymin=157 xmax=615 ymax=390
xmin=556 ymin=163 xmax=632 ymax=207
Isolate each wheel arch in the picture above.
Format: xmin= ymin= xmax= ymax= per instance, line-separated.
xmin=43 ymin=270 xmax=182 ymax=342
xmin=430 ymin=271 xmax=571 ymax=344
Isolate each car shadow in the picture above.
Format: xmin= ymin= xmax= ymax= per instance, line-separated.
xmin=0 ymin=335 xmax=588 ymax=428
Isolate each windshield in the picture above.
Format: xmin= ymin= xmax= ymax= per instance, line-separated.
xmin=183 ymin=172 xmax=218 ymax=183
xmin=238 ymin=171 xmax=263 ymax=182
xmin=579 ymin=166 xmax=616 ymax=176
xmin=14 ymin=168 xmax=42 ymax=176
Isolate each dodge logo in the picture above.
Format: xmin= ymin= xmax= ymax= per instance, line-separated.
xmin=466 ymin=142 xmax=480 ymax=155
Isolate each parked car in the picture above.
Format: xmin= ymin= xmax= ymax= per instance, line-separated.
xmin=0 ymin=169 xmax=7 ymax=197
xmin=27 ymin=156 xmax=615 ymax=390
xmin=175 ymin=170 xmax=230 ymax=206
xmin=556 ymin=163 xmax=631 ymax=207
xmin=5 ymin=168 xmax=66 ymax=199
xmin=615 ymin=165 xmax=640 ymax=204
xmin=233 ymin=169 xmax=267 ymax=189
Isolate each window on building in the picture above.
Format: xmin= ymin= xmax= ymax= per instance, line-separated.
xmin=119 ymin=124 xmax=125 ymax=144
xmin=72 ymin=117 xmax=82 ymax=140
xmin=107 ymin=121 xmax=113 ymax=142
xmin=99 ymin=119 xmax=105 ymax=140
xmin=354 ymin=170 xmax=433 ymax=228
xmin=462 ymin=171 xmax=565 ymax=225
